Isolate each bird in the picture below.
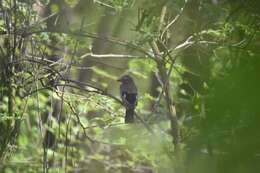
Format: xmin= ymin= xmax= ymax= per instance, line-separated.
xmin=117 ymin=75 xmax=138 ymax=123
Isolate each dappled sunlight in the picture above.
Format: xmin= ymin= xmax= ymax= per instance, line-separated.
xmin=1 ymin=0 xmax=260 ymax=173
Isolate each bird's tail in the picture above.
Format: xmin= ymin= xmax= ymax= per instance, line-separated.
xmin=125 ymin=109 xmax=134 ymax=123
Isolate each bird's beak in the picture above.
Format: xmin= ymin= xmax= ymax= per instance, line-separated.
xmin=117 ymin=78 xmax=122 ymax=82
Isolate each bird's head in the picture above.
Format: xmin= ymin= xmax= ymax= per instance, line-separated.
xmin=117 ymin=75 xmax=133 ymax=84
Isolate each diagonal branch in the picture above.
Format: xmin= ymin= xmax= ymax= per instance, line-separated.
xmin=160 ymin=0 xmax=188 ymax=40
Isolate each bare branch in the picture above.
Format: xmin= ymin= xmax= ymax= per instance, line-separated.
xmin=23 ymin=29 xmax=152 ymax=58
xmin=150 ymin=41 xmax=180 ymax=153
xmin=80 ymin=53 xmax=141 ymax=59
xmin=160 ymin=0 xmax=188 ymax=40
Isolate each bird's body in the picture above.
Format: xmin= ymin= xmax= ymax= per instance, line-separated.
xmin=118 ymin=75 xmax=137 ymax=123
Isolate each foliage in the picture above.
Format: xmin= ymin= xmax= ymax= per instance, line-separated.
xmin=0 ymin=0 xmax=260 ymax=173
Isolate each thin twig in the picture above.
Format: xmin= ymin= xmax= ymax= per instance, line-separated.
xmin=80 ymin=53 xmax=140 ymax=59
xmin=160 ymin=0 xmax=188 ymax=40
xmin=23 ymin=29 xmax=152 ymax=58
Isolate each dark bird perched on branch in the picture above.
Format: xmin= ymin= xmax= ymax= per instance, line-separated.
xmin=117 ymin=75 xmax=138 ymax=123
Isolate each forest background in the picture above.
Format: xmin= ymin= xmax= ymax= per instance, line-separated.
xmin=0 ymin=0 xmax=260 ymax=173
